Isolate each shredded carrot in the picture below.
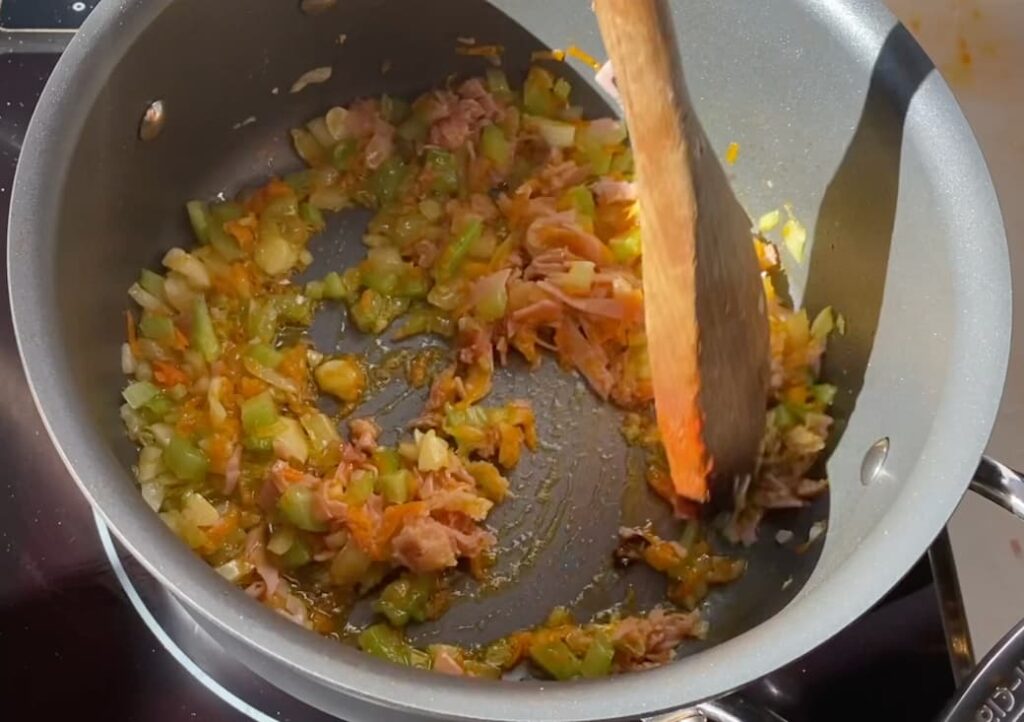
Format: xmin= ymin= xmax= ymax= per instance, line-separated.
xmin=455 ymin=44 xmax=504 ymax=58
xmin=205 ymin=509 xmax=240 ymax=547
xmin=280 ymin=465 xmax=306 ymax=485
xmin=125 ymin=310 xmax=139 ymax=357
xmin=152 ymin=360 xmax=189 ymax=388
xmin=566 ymin=44 xmax=602 ymax=71
xmin=376 ymin=502 xmax=429 ymax=550
xmin=531 ymin=49 xmax=566 ymax=62
xmin=725 ymin=141 xmax=740 ymax=166
xmin=172 ymin=327 xmax=190 ymax=351
xmin=278 ymin=344 xmax=309 ymax=386
xmin=239 ymin=377 xmax=267 ymax=398
xmin=225 ymin=217 xmax=256 ymax=251
xmin=265 ymin=179 xmax=293 ymax=198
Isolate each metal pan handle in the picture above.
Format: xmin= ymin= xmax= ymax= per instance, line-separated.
xmin=970 ymin=456 xmax=1024 ymax=521
xmin=642 ymin=696 xmax=788 ymax=722
xmin=932 ymin=455 xmax=1024 ymax=722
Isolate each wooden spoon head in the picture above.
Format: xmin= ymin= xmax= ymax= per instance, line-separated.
xmin=596 ymin=0 xmax=769 ymax=502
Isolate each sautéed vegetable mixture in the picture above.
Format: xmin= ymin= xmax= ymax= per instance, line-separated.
xmin=119 ymin=66 xmax=834 ymax=679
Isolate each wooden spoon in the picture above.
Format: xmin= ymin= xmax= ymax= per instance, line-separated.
xmin=594 ymin=0 xmax=769 ymax=504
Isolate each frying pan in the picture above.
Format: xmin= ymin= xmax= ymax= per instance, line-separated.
xmin=6 ymin=0 xmax=1016 ymax=720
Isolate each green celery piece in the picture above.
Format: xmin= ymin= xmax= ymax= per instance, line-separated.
xmin=278 ymin=485 xmax=327 ymax=532
xmin=438 ymin=219 xmax=482 ymax=280
xmin=191 ymin=297 xmax=220 ymax=363
xmin=122 ymin=380 xmax=160 ymax=409
xmin=529 ymin=639 xmax=582 ymax=680
xmin=164 ymin=435 xmax=209 ymax=483
xmin=241 ymin=391 xmax=278 ymax=433
xmin=185 ymin=201 xmax=211 ymax=243
xmin=139 ymin=313 xmax=175 ymax=342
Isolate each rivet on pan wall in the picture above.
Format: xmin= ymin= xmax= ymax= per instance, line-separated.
xmin=860 ymin=437 xmax=890 ymax=486
xmin=139 ymin=100 xmax=166 ymax=142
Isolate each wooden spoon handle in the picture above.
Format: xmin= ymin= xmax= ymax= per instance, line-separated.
xmin=594 ymin=0 xmax=710 ymax=501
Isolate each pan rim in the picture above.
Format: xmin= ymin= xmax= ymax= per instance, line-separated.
xmin=7 ymin=0 xmax=1011 ymax=719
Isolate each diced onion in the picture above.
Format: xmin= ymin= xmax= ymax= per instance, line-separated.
xmin=141 ymin=480 xmax=165 ymax=511
xmin=325 ymin=107 xmax=350 ymax=141
xmin=162 ymin=248 xmax=211 ymax=289
xmin=782 ymin=218 xmax=807 ymax=263
xmin=416 ymin=429 xmax=450 ymax=472
xmin=182 ymin=491 xmax=220 ymax=527
xmin=524 ymin=115 xmax=576 ymax=148
xmin=128 ymin=283 xmax=172 ymax=314
xmin=757 ymin=209 xmax=781 ymax=234
xmin=291 ymin=66 xmax=332 ymax=94
xmin=121 ymin=343 xmax=137 ymax=375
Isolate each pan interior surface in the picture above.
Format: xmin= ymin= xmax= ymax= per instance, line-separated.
xmin=8 ymin=0 xmax=1009 ymax=720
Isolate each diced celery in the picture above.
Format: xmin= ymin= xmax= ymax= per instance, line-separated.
xmin=246 ymin=299 xmax=280 ymax=344
xmin=397 ymin=116 xmax=428 ymax=143
xmin=246 ymin=343 xmax=283 ymax=368
xmin=278 ymin=485 xmax=327 ymax=532
xmin=553 ymin=77 xmax=572 ymax=101
xmin=300 ymin=201 xmax=325 ymax=230
xmin=372 ymin=574 xmax=436 ymax=626
xmin=379 ymin=469 xmax=411 ymax=505
xmin=369 ymin=156 xmax=408 ymax=205
xmin=273 ymin=417 xmax=310 ymax=464
xmin=436 ymin=218 xmax=482 ymax=281
xmin=372 ymin=448 xmax=402 ymax=474
xmin=523 ymin=66 xmax=559 ymax=117
xmin=486 ymin=68 xmax=511 ymax=97
xmin=164 ymin=435 xmax=209 ymax=483
xmin=559 ymin=185 xmax=595 ymax=219
xmin=305 ymin=280 xmax=325 ymax=300
xmin=481 ymin=124 xmax=512 ymax=169
xmin=609 ymin=147 xmax=634 ymax=175
xmin=185 ymin=201 xmax=211 ymax=243
xmin=139 ymin=269 xmax=166 ymax=299
xmin=208 ymin=226 xmax=245 ymax=262
xmin=812 ymin=383 xmax=838 ymax=406
xmin=139 ymin=313 xmax=175 ymax=342
xmin=123 ymin=381 xmax=160 ymax=409
xmin=380 ymin=94 xmax=411 ymax=124
xmin=580 ymin=633 xmax=614 ymax=678
xmin=425 ymin=149 xmax=459 ymax=196
xmin=610 ymin=229 xmax=642 ymax=265
xmin=209 ymin=201 xmax=244 ymax=224
xmin=143 ymin=393 xmax=174 ymax=420
xmin=322 ymin=271 xmax=346 ymax=300
xmin=332 ymin=139 xmax=359 ymax=171
xmin=466 ymin=460 xmax=509 ymax=502
xmin=284 ymin=170 xmax=312 ymax=195
xmin=191 ymin=297 xmax=220 ymax=362
xmin=524 ymin=114 xmax=575 ymax=148
xmin=280 ymin=537 xmax=311 ymax=568
xmin=267 ymin=527 xmax=295 ymax=555
xmin=475 ymin=282 xmax=507 ymax=322
xmin=242 ymin=391 xmax=278 ymax=433
xmin=358 ymin=624 xmax=423 ymax=666
xmin=529 ymin=640 xmax=581 ymax=680
xmin=345 ymin=468 xmax=376 ymax=505
xmin=330 ymin=542 xmax=373 ymax=585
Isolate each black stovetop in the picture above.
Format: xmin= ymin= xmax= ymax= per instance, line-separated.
xmin=0 ymin=6 xmax=956 ymax=721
